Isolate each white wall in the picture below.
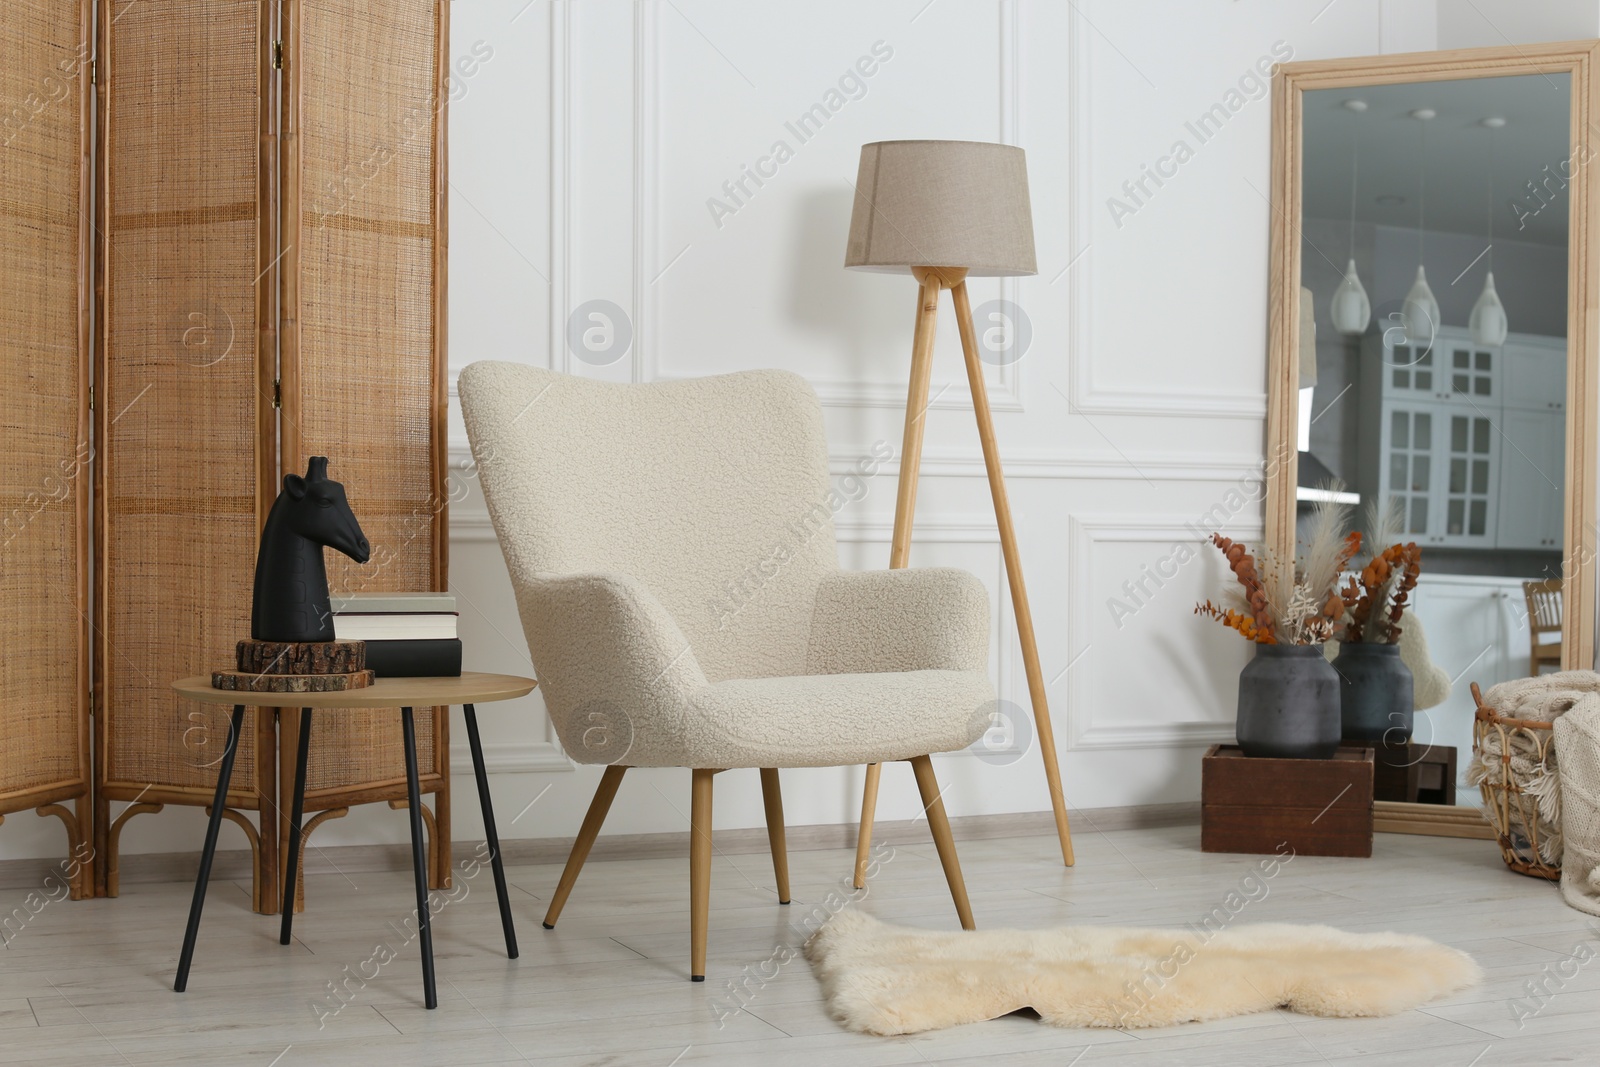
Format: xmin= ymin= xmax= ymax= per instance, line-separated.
xmin=1437 ymin=0 xmax=1600 ymax=50
xmin=12 ymin=0 xmax=1599 ymax=865
xmin=428 ymin=0 xmax=1374 ymax=851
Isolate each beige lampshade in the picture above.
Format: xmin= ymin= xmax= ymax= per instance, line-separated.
xmin=845 ymin=140 xmax=1036 ymax=276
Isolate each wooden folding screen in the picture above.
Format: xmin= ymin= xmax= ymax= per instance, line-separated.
xmin=93 ymin=0 xmax=280 ymax=907
xmin=0 ymin=0 xmax=94 ymax=900
xmin=279 ymin=0 xmax=453 ymax=894
xmin=46 ymin=0 xmax=448 ymax=912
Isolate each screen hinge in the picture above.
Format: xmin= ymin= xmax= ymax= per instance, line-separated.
xmin=273 ymin=40 xmax=284 ymax=70
xmin=88 ymin=384 xmax=94 ymax=411
xmin=89 ymin=59 xmax=96 ymax=85
xmin=272 ymin=379 xmax=282 ymax=408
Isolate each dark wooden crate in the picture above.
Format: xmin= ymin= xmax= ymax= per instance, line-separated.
xmin=1202 ymin=744 xmax=1374 ymax=858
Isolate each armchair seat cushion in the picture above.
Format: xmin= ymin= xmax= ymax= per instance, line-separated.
xmin=628 ymin=669 xmax=995 ymax=770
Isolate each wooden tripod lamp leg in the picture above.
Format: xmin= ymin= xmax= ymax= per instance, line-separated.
xmin=891 ymin=269 xmax=950 ymax=568
xmin=853 ymin=269 xmax=945 ymax=891
xmin=951 ymin=280 xmax=1074 ymax=867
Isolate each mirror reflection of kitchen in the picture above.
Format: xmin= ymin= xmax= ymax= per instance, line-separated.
xmin=1299 ymin=74 xmax=1571 ymax=806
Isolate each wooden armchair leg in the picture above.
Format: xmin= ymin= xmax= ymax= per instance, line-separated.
xmin=690 ymin=768 xmax=717 ymax=981
xmin=908 ymin=755 xmax=975 ymax=931
xmin=759 ymin=768 xmax=790 ymax=905
xmin=542 ymin=765 xmax=626 ymax=929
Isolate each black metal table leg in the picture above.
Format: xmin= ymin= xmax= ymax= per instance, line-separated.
xmin=279 ymin=707 xmax=313 ymax=945
xmin=464 ymin=703 xmax=518 ymax=959
xmin=401 ymin=706 xmax=438 ymax=1009
xmin=175 ymin=704 xmax=246 ymax=993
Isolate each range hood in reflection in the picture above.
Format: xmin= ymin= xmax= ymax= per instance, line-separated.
xmin=1296 ymin=451 xmax=1360 ymax=504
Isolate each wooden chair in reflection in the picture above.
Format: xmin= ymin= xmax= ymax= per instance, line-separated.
xmin=1522 ymin=578 xmax=1564 ymax=674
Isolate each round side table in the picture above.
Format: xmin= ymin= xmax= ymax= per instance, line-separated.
xmin=170 ymin=672 xmax=537 ymax=1009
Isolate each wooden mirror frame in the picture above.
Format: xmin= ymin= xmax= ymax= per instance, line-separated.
xmin=1265 ymin=41 xmax=1600 ymax=837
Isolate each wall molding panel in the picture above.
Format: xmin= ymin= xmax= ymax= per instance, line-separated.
xmin=633 ymin=0 xmax=1026 ymax=412
xmin=1064 ymin=514 xmax=1261 ymax=750
xmin=1062 ymin=5 xmax=1267 ymax=421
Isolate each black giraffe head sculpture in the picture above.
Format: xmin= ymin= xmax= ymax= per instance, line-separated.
xmin=251 ymin=457 xmax=371 ymax=642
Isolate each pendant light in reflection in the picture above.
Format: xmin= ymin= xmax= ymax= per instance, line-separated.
xmin=1470 ymin=116 xmax=1509 ymax=346
xmin=1402 ymin=107 xmax=1440 ymax=347
xmin=1330 ymin=99 xmax=1372 ymax=336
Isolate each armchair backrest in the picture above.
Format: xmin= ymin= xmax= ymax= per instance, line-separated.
xmin=458 ymin=362 xmax=840 ymax=682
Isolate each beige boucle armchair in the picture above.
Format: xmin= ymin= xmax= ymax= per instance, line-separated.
xmin=459 ymin=361 xmax=992 ymax=979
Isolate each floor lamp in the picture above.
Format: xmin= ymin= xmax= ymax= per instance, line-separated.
xmin=845 ymin=140 xmax=1074 ymax=884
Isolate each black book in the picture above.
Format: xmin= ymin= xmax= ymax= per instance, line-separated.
xmin=362 ymin=638 xmax=462 ymax=678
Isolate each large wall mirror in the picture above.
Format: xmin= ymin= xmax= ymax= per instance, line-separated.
xmin=1266 ymin=42 xmax=1600 ymax=836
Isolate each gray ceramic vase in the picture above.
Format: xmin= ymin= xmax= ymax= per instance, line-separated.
xmin=1331 ymin=641 xmax=1413 ymax=744
xmin=1235 ymin=643 xmax=1341 ymax=759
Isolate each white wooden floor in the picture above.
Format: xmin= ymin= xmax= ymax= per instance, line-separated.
xmin=1 ymin=820 xmax=1595 ymax=1066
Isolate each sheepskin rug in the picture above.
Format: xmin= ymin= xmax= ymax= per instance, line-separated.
xmin=805 ymin=911 xmax=1481 ymax=1035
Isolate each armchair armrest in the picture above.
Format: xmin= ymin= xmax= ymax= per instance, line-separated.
xmin=518 ymin=571 xmax=708 ymax=763
xmin=806 ymin=568 xmax=990 ymax=675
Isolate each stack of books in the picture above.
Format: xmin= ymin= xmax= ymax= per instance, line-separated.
xmin=331 ymin=593 xmax=461 ymax=677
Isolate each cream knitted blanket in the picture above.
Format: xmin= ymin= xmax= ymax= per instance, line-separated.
xmin=1556 ymin=699 xmax=1600 ymax=916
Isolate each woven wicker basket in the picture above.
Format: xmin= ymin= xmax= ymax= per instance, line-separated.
xmin=1471 ymin=681 xmax=1561 ymax=880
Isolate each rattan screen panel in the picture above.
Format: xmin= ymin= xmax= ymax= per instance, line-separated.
xmin=285 ymin=0 xmax=446 ymax=795
xmin=0 ymin=1 xmax=90 ymax=807
xmin=98 ymin=0 xmax=267 ymax=800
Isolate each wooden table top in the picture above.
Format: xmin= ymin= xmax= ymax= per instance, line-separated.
xmin=172 ymin=671 xmax=537 ymax=708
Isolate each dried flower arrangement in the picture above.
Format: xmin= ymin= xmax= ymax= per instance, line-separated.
xmin=1339 ymin=501 xmax=1421 ymax=644
xmin=1195 ymin=493 xmax=1361 ymax=645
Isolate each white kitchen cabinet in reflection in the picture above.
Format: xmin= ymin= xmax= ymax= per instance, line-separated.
xmin=1361 ymin=328 xmax=1564 ymax=551
xmin=1498 ymin=408 xmax=1565 ymax=550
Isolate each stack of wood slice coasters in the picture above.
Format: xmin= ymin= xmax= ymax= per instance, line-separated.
xmin=212 ymin=640 xmax=374 ymax=692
